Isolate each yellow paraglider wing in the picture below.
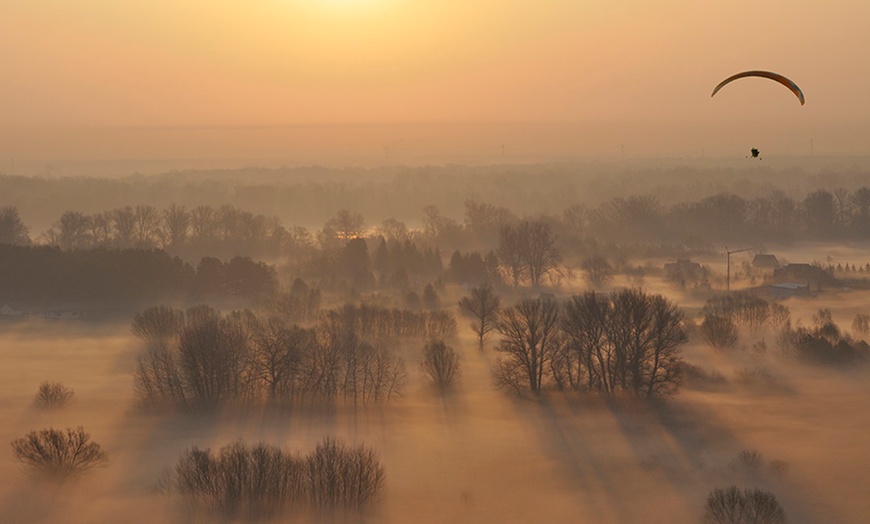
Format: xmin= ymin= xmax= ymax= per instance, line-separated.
xmin=711 ymin=70 xmax=805 ymax=105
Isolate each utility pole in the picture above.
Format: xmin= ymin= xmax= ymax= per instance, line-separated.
xmin=726 ymin=246 xmax=753 ymax=292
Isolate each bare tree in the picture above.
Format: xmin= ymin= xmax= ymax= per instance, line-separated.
xmin=306 ymin=437 xmax=385 ymax=509
xmin=55 ymin=211 xmax=91 ymax=250
xmin=581 ymin=254 xmax=612 ymax=287
xmin=174 ymin=441 xmax=306 ymax=518
xmin=250 ymin=317 xmax=312 ymax=401
xmin=134 ymin=204 xmax=160 ymax=245
xmin=702 ymin=314 xmax=739 ymax=350
xmin=420 ymin=340 xmax=460 ymax=390
xmin=326 ymin=209 xmax=365 ymax=241
xmin=458 ymin=283 xmax=501 ymax=350
xmin=703 ymin=486 xmax=786 ymax=524
xmin=177 ymin=306 xmax=254 ymax=409
xmin=34 ymin=381 xmax=74 ymax=409
xmin=112 ymin=206 xmax=137 ymax=247
xmin=189 ymin=205 xmax=216 ymax=242
xmin=131 ymin=305 xmax=184 ymax=348
xmin=161 ymin=204 xmax=190 ymax=247
xmin=560 ymin=289 xmax=686 ymax=398
xmin=494 ymin=297 xmax=562 ymax=395
xmin=134 ymin=343 xmax=187 ymax=408
xmin=497 ymin=224 xmax=525 ymax=286
xmin=517 ymin=221 xmax=561 ymax=288
xmin=11 ymin=427 xmax=108 ymax=476
xmin=87 ymin=211 xmax=112 ymax=246
xmin=379 ymin=218 xmax=410 ymax=242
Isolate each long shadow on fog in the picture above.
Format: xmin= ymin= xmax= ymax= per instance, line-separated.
xmin=525 ymin=392 xmax=827 ymax=523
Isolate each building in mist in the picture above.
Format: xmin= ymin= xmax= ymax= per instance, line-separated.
xmin=752 ymin=254 xmax=780 ymax=270
xmin=771 ymin=263 xmax=838 ymax=291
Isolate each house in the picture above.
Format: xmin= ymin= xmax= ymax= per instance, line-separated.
xmin=0 ymin=304 xmax=22 ymax=317
xmin=772 ymin=263 xmax=838 ymax=290
xmin=664 ymin=259 xmax=707 ymax=287
xmin=752 ymin=254 xmax=780 ymax=269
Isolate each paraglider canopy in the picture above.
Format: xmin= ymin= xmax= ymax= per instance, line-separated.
xmin=711 ymin=70 xmax=805 ymax=105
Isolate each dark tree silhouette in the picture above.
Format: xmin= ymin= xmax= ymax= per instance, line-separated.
xmin=703 ymin=486 xmax=786 ymax=524
xmin=702 ymin=314 xmax=739 ymax=350
xmin=560 ymin=289 xmax=686 ymax=398
xmin=420 ymin=340 xmax=460 ymax=390
xmin=581 ymin=254 xmax=612 ymax=287
xmin=494 ymin=297 xmax=562 ymax=396
xmin=34 ymin=381 xmax=74 ymax=409
xmin=11 ymin=427 xmax=108 ymax=476
xmin=0 ymin=206 xmax=30 ymax=245
xmin=458 ymin=283 xmax=501 ymax=351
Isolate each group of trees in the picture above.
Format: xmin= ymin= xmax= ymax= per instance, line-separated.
xmin=782 ymin=308 xmax=870 ymax=364
xmin=132 ymin=303 xmax=457 ymax=409
xmin=490 ymin=289 xmax=687 ymax=397
xmin=171 ymin=437 xmax=385 ymax=518
xmin=701 ymin=292 xmax=791 ymax=350
xmin=41 ymin=204 xmax=287 ymax=258
xmin=0 ymin=244 xmax=276 ymax=306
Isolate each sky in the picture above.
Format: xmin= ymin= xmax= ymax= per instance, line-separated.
xmin=2 ymin=1 xmax=870 ymax=165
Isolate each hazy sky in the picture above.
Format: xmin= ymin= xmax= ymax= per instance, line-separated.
xmin=3 ymin=1 xmax=870 ymax=162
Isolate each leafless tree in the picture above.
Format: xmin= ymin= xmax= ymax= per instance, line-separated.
xmin=458 ymin=283 xmax=501 ymax=350
xmin=306 ymin=437 xmax=385 ymax=509
xmin=55 ymin=211 xmax=91 ymax=250
xmin=494 ymin=297 xmax=562 ymax=395
xmin=134 ymin=343 xmax=187 ymax=408
xmin=174 ymin=441 xmax=306 ymax=518
xmin=34 ymin=381 xmax=74 ymax=409
xmin=703 ymin=486 xmax=786 ymax=524
xmin=326 ymin=209 xmax=365 ymax=241
xmin=112 ymin=206 xmax=137 ymax=247
xmin=161 ymin=204 xmax=190 ymax=247
xmin=189 ymin=205 xmax=216 ymax=242
xmin=702 ymin=314 xmax=739 ymax=350
xmin=497 ymin=223 xmax=525 ymax=286
xmin=562 ymin=203 xmax=588 ymax=233
xmin=420 ymin=340 xmax=460 ymax=390
xmin=177 ymin=306 xmax=254 ymax=409
xmin=560 ymin=289 xmax=686 ymax=398
xmin=250 ymin=316 xmax=312 ymax=401
xmin=734 ymin=449 xmax=763 ymax=475
xmin=131 ymin=305 xmax=184 ymax=348
xmin=378 ymin=218 xmax=410 ymax=242
xmin=581 ymin=254 xmax=612 ymax=287
xmin=11 ymin=427 xmax=108 ymax=476
xmin=87 ymin=211 xmax=112 ymax=246
xmin=560 ymin=291 xmax=613 ymax=392
xmin=518 ymin=221 xmax=561 ymax=288
xmin=134 ymin=204 xmax=160 ymax=245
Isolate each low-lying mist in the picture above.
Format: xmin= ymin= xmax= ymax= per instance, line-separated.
xmin=1 ymin=307 xmax=869 ymax=523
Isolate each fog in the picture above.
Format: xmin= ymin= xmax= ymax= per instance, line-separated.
xmin=4 ymin=166 xmax=870 ymax=522
xmin=3 ymin=309 xmax=870 ymax=522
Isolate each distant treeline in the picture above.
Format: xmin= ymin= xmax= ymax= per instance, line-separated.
xmin=5 ymin=184 xmax=870 ymax=303
xmin=5 ymin=186 xmax=870 ymax=257
xmin=0 ymin=244 xmax=275 ymax=307
xmin=3 ymin=163 xmax=870 ymax=234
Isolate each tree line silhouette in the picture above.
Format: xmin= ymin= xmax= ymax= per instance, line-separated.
xmin=132 ymin=302 xmax=457 ymax=410
xmin=0 ymin=244 xmax=275 ymax=307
